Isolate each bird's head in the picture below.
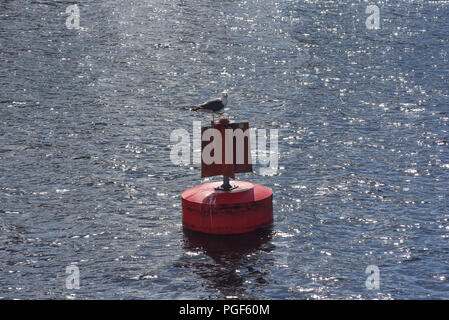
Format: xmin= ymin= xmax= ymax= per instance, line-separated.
xmin=221 ymin=91 xmax=228 ymax=105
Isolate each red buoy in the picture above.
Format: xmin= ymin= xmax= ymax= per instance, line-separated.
xmin=182 ymin=181 xmax=273 ymax=234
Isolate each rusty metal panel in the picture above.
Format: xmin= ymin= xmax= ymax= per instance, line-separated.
xmin=201 ymin=122 xmax=252 ymax=178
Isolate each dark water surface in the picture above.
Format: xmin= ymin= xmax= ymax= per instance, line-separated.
xmin=1 ymin=0 xmax=448 ymax=299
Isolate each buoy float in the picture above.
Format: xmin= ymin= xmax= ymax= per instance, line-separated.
xmin=181 ymin=118 xmax=273 ymax=234
xmin=182 ymin=181 xmax=273 ymax=234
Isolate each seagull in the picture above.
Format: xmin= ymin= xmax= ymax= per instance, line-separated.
xmin=191 ymin=91 xmax=228 ymax=122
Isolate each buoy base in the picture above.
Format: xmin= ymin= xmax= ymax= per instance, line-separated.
xmin=182 ymin=181 xmax=273 ymax=235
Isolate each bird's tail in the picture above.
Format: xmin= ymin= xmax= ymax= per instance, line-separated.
xmin=190 ymin=106 xmax=201 ymax=111
xmin=178 ymin=105 xmax=199 ymax=111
